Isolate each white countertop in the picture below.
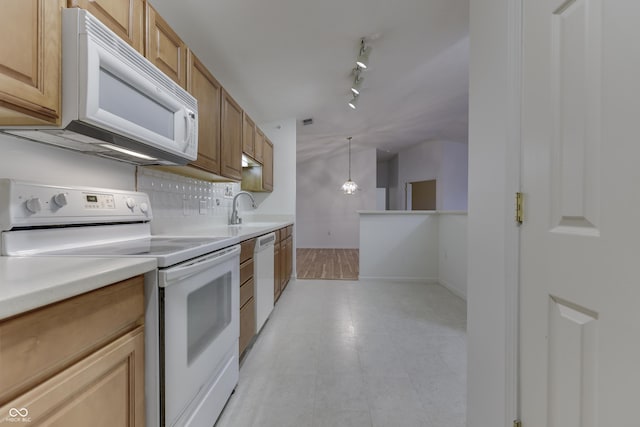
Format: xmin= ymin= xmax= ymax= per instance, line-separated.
xmin=358 ymin=210 xmax=467 ymax=215
xmin=0 ymin=257 xmax=157 ymax=320
xmin=151 ymin=218 xmax=294 ymax=243
xmin=0 ymin=220 xmax=294 ymax=320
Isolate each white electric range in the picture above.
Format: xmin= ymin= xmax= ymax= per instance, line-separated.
xmin=0 ymin=179 xmax=240 ymax=427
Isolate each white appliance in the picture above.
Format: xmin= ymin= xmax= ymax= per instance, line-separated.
xmin=0 ymin=179 xmax=239 ymax=427
xmin=2 ymin=8 xmax=198 ymax=166
xmin=254 ymin=232 xmax=275 ymax=332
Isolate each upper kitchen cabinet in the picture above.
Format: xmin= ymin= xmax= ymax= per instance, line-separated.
xmin=145 ymin=3 xmax=187 ymax=88
xmin=254 ymin=128 xmax=265 ymax=164
xmin=242 ymin=135 xmax=273 ymax=192
xmin=187 ymin=51 xmax=222 ymax=175
xmin=220 ymin=89 xmax=243 ymax=181
xmin=242 ymin=113 xmax=256 ymax=159
xmin=0 ymin=0 xmax=63 ymax=125
xmin=262 ymin=138 xmax=274 ymax=191
xmin=68 ymin=0 xmax=144 ymax=54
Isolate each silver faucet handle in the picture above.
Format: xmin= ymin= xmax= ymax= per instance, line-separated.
xmin=238 ymin=217 xmax=242 ymax=224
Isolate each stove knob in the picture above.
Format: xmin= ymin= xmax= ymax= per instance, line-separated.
xmin=125 ymin=197 xmax=136 ymax=210
xmin=53 ymin=193 xmax=68 ymax=207
xmin=25 ymin=197 xmax=42 ymax=214
xmin=139 ymin=202 xmax=149 ymax=214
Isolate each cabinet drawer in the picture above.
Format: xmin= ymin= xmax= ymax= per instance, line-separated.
xmin=240 ymin=277 xmax=254 ymax=308
xmin=0 ymin=276 xmax=144 ymax=405
xmin=240 ymin=238 xmax=256 ymax=264
xmin=239 ymin=298 xmax=255 ymax=355
xmin=240 ymin=258 xmax=254 ymax=285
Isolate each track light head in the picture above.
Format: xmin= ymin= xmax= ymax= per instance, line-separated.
xmin=356 ymin=39 xmax=372 ymax=69
xmin=351 ymin=68 xmax=364 ymax=95
xmin=348 ymin=94 xmax=358 ymax=110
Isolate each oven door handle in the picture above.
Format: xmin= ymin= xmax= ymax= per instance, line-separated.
xmin=160 ymin=245 xmax=240 ymax=286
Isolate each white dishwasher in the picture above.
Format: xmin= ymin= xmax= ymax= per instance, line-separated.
xmin=254 ymin=232 xmax=275 ymax=332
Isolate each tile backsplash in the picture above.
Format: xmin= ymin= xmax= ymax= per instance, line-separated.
xmin=136 ymin=168 xmax=241 ymax=221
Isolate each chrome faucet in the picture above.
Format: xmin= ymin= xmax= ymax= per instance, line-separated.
xmin=230 ymin=191 xmax=257 ymax=225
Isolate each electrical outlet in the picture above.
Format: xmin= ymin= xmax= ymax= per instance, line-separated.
xmin=224 ymin=185 xmax=233 ymax=198
xmin=199 ymin=200 xmax=207 ymax=215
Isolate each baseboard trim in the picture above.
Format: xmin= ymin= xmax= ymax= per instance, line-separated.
xmin=358 ymin=276 xmax=439 ymax=284
xmin=438 ymin=279 xmax=467 ymax=301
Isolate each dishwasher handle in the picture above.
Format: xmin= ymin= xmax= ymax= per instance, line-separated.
xmin=255 ymin=232 xmax=276 ymax=250
xmin=160 ymin=245 xmax=240 ymax=286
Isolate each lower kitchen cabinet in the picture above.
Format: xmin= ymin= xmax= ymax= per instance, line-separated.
xmin=239 ymin=298 xmax=255 ymax=356
xmin=239 ymin=238 xmax=256 ymax=356
xmin=274 ymin=225 xmax=293 ymax=302
xmin=0 ymin=275 xmax=145 ymax=424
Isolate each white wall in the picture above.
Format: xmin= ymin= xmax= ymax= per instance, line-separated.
xmin=296 ymin=147 xmax=376 ymax=248
xmin=0 ymin=124 xmax=295 ymax=234
xmin=440 ymin=141 xmax=469 ymax=211
xmin=389 ymin=139 xmax=468 ymax=211
xmin=359 ymin=212 xmax=439 ymax=282
xmin=438 ymin=213 xmax=468 ymax=299
xmin=467 ymin=0 xmax=515 ymax=425
xmin=0 ymin=134 xmax=135 ymax=190
xmin=359 ymin=211 xmax=467 ymax=299
xmin=247 ymin=118 xmax=296 ymax=217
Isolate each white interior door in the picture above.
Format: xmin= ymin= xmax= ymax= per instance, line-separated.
xmin=520 ymin=0 xmax=640 ymax=425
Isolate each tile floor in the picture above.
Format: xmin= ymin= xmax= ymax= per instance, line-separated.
xmin=216 ymin=279 xmax=467 ymax=427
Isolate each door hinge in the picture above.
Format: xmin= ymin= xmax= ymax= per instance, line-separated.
xmin=515 ymin=192 xmax=524 ymax=225
xmin=514 ymin=420 xmax=522 ymax=427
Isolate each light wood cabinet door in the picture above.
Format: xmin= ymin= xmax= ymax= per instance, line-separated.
xmin=254 ymin=128 xmax=265 ymax=164
xmin=69 ymin=0 xmax=144 ymax=53
xmin=239 ymin=298 xmax=255 ymax=355
xmin=0 ymin=327 xmax=145 ymax=426
xmin=242 ymin=113 xmax=255 ymax=159
xmin=220 ymin=89 xmax=243 ymax=181
xmin=0 ymin=276 xmax=144 ymax=404
xmin=0 ymin=0 xmax=63 ymax=125
xmin=187 ymin=51 xmax=221 ymax=174
xmin=262 ymin=139 xmax=274 ymax=191
xmin=285 ymin=236 xmax=293 ymax=287
xmin=145 ymin=4 xmax=186 ymax=88
xmin=274 ymin=239 xmax=281 ymax=301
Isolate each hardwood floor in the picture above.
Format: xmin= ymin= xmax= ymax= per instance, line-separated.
xmin=296 ymin=248 xmax=359 ymax=280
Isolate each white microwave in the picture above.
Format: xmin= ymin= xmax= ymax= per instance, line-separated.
xmin=3 ymin=8 xmax=198 ymax=166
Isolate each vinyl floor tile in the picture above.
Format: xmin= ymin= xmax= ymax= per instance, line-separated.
xmin=215 ymin=279 xmax=466 ymax=427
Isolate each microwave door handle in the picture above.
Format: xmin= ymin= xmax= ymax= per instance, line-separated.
xmin=183 ymin=109 xmax=195 ymax=150
xmin=160 ymin=245 xmax=240 ymax=286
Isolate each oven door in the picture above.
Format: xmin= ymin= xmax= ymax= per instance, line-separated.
xmin=158 ymin=245 xmax=239 ymax=427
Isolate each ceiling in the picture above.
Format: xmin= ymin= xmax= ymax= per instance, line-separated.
xmin=150 ymin=0 xmax=470 ymax=163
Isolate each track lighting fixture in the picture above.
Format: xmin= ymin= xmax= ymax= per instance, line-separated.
xmin=347 ymin=38 xmax=372 ymax=109
xmin=348 ymin=94 xmax=358 ymax=110
xmin=355 ymin=38 xmax=372 ymax=69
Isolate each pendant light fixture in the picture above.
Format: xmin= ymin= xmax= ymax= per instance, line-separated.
xmin=341 ymin=137 xmax=359 ymax=195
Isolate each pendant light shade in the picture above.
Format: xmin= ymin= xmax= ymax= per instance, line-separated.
xmin=341 ymin=137 xmax=359 ymax=195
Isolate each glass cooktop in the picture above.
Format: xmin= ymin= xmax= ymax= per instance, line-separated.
xmin=44 ymin=236 xmax=233 ymax=266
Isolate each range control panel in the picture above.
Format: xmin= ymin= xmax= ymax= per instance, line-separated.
xmin=0 ymin=179 xmax=152 ymax=231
